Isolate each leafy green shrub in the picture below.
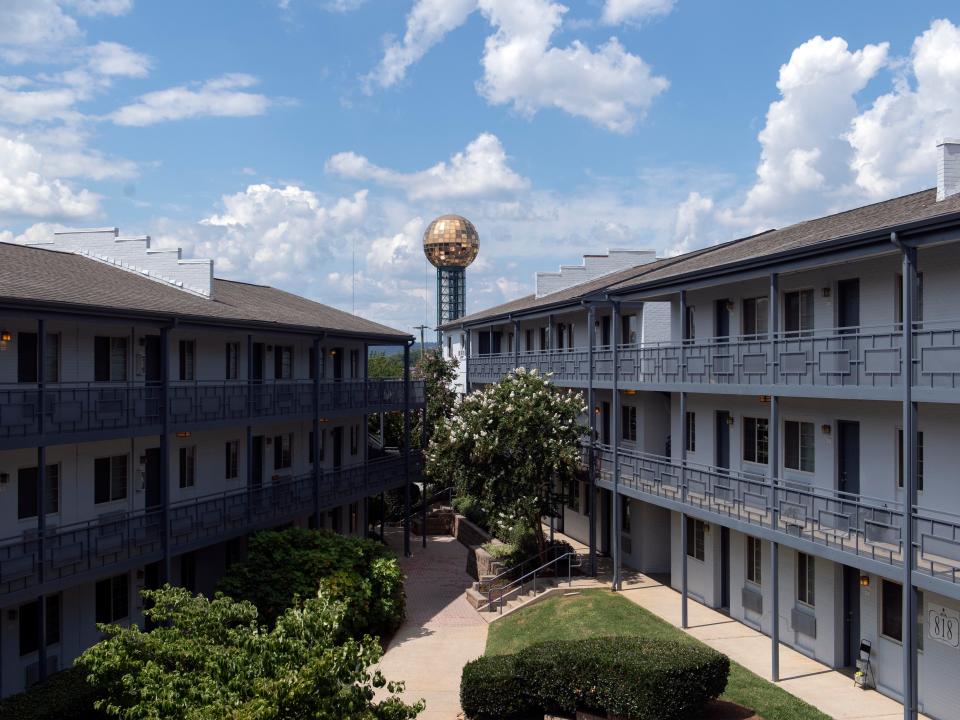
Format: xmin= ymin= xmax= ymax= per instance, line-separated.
xmin=461 ymin=637 xmax=728 ymax=720
xmin=515 ymin=636 xmax=728 ymax=719
xmin=452 ymin=494 xmax=488 ymax=529
xmin=0 ymin=667 xmax=105 ymax=720
xmin=460 ymin=654 xmax=538 ymax=720
xmin=481 ymin=541 xmax=516 ymax=560
xmin=217 ymin=527 xmax=405 ymax=639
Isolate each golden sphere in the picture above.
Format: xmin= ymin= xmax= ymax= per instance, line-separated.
xmin=423 ymin=214 xmax=479 ymax=268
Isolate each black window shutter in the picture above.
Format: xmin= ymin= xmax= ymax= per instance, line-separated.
xmin=17 ymin=333 xmax=38 ymax=383
xmin=94 ymin=337 xmax=110 ymax=381
xmin=17 ymin=467 xmax=38 ymax=519
xmin=94 ymin=457 xmax=110 ymax=503
xmin=95 ymin=579 xmax=111 ymax=624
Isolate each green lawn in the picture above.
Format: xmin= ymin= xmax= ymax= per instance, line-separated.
xmin=486 ymin=589 xmax=830 ymax=720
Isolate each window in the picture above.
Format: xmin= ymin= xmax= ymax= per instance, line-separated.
xmin=225 ymin=441 xmax=239 ymax=480
xmin=895 ymin=273 xmax=924 ymax=324
xmin=179 ymin=446 xmax=196 ymax=488
xmin=746 ymin=536 xmax=762 ymax=585
xmin=539 ymin=327 xmax=547 ymax=351
xmin=784 ymin=420 xmax=815 ymax=472
xmin=308 ymin=431 xmax=315 ymax=464
xmin=319 ymin=429 xmax=326 ymax=462
xmin=897 ymin=429 xmax=924 ymax=491
xmin=94 ymin=455 xmax=128 ymax=504
xmin=683 ymin=306 xmax=696 ymax=342
xmin=309 ymin=346 xmax=317 ymax=379
xmin=179 ymin=340 xmax=195 ymax=381
xmin=685 ymin=411 xmax=696 ymax=452
xmin=742 ymin=297 xmax=769 ymax=338
xmin=685 ymin=517 xmax=705 ymax=561
xmin=274 ymin=345 xmax=293 ymax=379
xmin=17 ymin=332 xmax=60 ymax=383
xmin=566 ymin=477 xmax=581 ymax=511
xmin=600 ymin=316 xmax=611 ymax=347
xmin=447 ymin=335 xmax=452 ymax=358
xmin=95 ymin=574 xmax=129 ymax=624
xmin=19 ymin=594 xmax=60 ymax=656
xmin=881 ymin=579 xmax=902 ymax=641
xmin=783 ymin=289 xmax=814 ymax=336
xmin=349 ymin=502 xmax=359 ymax=534
xmin=274 ymin=433 xmax=292 ymax=470
xmin=94 ymin=336 xmax=128 ymax=381
xmin=17 ymin=464 xmax=59 ymax=520
xmin=180 ymin=552 xmax=197 ymax=593
xmin=525 ymin=329 xmax=533 ymax=352
xmin=225 ymin=342 xmax=240 ymax=380
xmin=621 ymin=314 xmax=638 ymax=345
xmin=743 ymin=417 xmax=769 ymax=465
xmin=350 ymin=349 xmax=360 ymax=378
xmin=797 ymin=552 xmax=815 ymax=607
xmin=350 ymin=425 xmax=359 ymax=455
xmin=621 ymin=405 xmax=637 ymax=442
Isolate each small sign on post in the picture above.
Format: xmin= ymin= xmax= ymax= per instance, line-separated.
xmin=928 ymin=603 xmax=960 ymax=648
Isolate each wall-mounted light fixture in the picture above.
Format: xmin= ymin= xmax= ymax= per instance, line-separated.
xmin=859 ymin=575 xmax=870 ymax=588
xmin=0 ymin=329 xmax=11 ymax=344
xmin=594 ymin=406 xmax=601 ymax=416
xmin=821 ymin=424 xmax=832 ymax=436
xmin=726 ymin=415 xmax=735 ymax=426
xmin=175 ymin=431 xmax=192 ymax=439
xmin=759 ymin=395 xmax=771 ymax=404
xmin=624 ymin=389 xmax=637 ymax=396
xmin=725 ymin=300 xmax=735 ymax=312
xmin=822 ymin=287 xmax=832 ymax=298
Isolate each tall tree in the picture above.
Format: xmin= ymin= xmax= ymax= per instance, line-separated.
xmin=427 ymin=368 xmax=586 ymax=555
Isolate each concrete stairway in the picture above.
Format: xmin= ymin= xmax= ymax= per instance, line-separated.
xmin=467 ymin=574 xmax=562 ymax=616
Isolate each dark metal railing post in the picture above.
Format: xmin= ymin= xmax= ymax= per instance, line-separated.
xmin=679 ymin=290 xmax=689 ymax=629
xmin=587 ymin=304 xmax=597 ymax=577
xmin=611 ymin=300 xmax=621 ymax=591
xmin=160 ymin=325 xmax=171 ymax=584
xmin=769 ymin=271 xmax=780 ymax=682
xmin=403 ymin=342 xmax=412 ymax=557
xmin=313 ymin=337 xmax=322 ymax=526
xmin=245 ymin=333 xmax=253 ymax=527
xmin=36 ymin=318 xmax=47 ymax=683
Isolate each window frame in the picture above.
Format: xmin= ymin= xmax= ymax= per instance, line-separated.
xmin=273 ymin=433 xmax=293 ymax=470
xmin=225 ymin=342 xmax=240 ymax=380
xmin=742 ymin=296 xmax=769 ymax=339
xmin=784 ymin=419 xmax=815 ymax=473
xmin=743 ymin=416 xmax=769 ymax=465
xmin=896 ymin=428 xmax=924 ymax=492
xmin=179 ymin=340 xmax=196 ymax=381
xmin=17 ymin=463 xmax=60 ymax=520
xmin=685 ymin=411 xmax=696 ymax=453
xmin=797 ymin=552 xmax=815 ymax=608
xmin=746 ymin=536 xmax=762 ymax=586
xmin=94 ymin=455 xmax=128 ymax=504
xmin=783 ymin=289 xmax=814 ymax=337
xmin=94 ymin=336 xmax=128 ymax=382
xmin=18 ymin=593 xmax=60 ymax=656
xmin=178 ymin=446 xmax=197 ymax=489
xmin=685 ymin=517 xmax=705 ymax=561
xmin=225 ymin=440 xmax=239 ymax=480
xmin=621 ymin=405 xmax=638 ymax=442
xmin=95 ymin=574 xmax=129 ymax=625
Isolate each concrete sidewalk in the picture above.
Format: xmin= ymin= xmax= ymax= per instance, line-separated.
xmin=376 ymin=529 xmax=487 ymax=720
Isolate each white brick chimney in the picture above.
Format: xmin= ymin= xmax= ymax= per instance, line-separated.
xmin=937 ymin=139 xmax=960 ymax=201
xmin=27 ymin=228 xmax=215 ymax=298
xmin=534 ymin=249 xmax=657 ymax=298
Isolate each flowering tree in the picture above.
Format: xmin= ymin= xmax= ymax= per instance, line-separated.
xmin=427 ymin=368 xmax=587 ymax=555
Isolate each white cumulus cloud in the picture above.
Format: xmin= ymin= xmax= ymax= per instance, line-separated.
xmin=601 ymin=0 xmax=675 ymax=25
xmin=0 ymin=134 xmax=99 ymax=218
xmin=110 ymin=74 xmax=270 ymax=126
xmin=326 ymin=132 xmax=529 ymax=201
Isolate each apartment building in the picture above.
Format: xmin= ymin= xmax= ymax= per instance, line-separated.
xmin=443 ymin=141 xmax=960 ymax=720
xmin=0 ymin=229 xmax=424 ymax=697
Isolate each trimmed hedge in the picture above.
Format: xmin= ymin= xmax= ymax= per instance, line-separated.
xmin=459 ymin=654 xmax=538 ymax=720
xmin=461 ymin=636 xmax=729 ymax=720
xmin=0 ymin=666 xmax=105 ymax=720
xmin=217 ymin=527 xmax=405 ymax=639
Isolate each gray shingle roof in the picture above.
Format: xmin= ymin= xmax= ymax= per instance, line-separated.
xmin=0 ymin=242 xmax=410 ymax=340
xmin=443 ymin=188 xmax=960 ymax=328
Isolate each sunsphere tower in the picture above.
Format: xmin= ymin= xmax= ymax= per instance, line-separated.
xmin=423 ymin=214 xmax=479 ymax=343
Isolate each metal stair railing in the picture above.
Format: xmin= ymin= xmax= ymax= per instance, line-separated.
xmin=478 ymin=551 xmax=583 ymax=614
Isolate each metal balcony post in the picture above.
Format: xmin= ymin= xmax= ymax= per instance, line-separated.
xmin=769 ymin=272 xmax=780 ymax=682
xmin=513 ymin=317 xmax=520 ymax=370
xmin=679 ymin=291 xmax=688 ymax=629
xmin=160 ymin=325 xmax=171 ymax=584
xmin=313 ymin=337 xmax=322 ymax=527
xmin=36 ymin=319 xmax=47 ymax=682
xmin=245 ymin=333 xmax=253 ymax=527
xmin=403 ymin=342 xmax=412 ymax=557
xmin=465 ymin=330 xmax=472 ymax=393
xmin=897 ymin=234 xmax=919 ymax=720
xmin=587 ymin=304 xmax=597 ymax=577
xmin=611 ymin=300 xmax=621 ymax=591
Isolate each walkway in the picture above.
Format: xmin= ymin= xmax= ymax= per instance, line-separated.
xmin=376 ymin=528 xmax=487 ymax=720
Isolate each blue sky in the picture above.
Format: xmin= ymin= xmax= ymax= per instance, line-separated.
xmin=2 ymin=1 xmax=960 ymax=332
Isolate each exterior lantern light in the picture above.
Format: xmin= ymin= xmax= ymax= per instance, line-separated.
xmin=175 ymin=431 xmax=192 ymax=438
xmin=821 ymin=424 xmax=832 ymax=435
xmin=0 ymin=329 xmax=11 ymax=344
xmin=859 ymin=575 xmax=870 ymax=588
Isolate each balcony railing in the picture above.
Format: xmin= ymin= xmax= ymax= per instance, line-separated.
xmin=468 ymin=322 xmax=960 ymax=395
xmin=0 ymin=452 xmax=419 ymax=604
xmin=591 ymin=445 xmax=960 ymax=587
xmin=0 ymin=379 xmax=425 ymax=446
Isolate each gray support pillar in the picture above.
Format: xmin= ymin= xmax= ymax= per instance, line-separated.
xmin=160 ymin=325 xmax=171 ymax=584
xmin=611 ymin=301 xmax=621 ymax=591
xmin=769 ymin=272 xmax=780 ymax=682
xmin=513 ymin=318 xmax=520 ymax=370
xmin=900 ymin=238 xmax=918 ymax=720
xmin=403 ymin=343 xmax=412 ymax=557
xmin=379 ymin=492 xmax=385 ymax=542
xmin=465 ymin=330 xmax=471 ymax=394
xmin=587 ymin=305 xmax=597 ymax=576
xmin=313 ymin=337 xmax=322 ymax=527
xmin=36 ymin=318 xmax=47 ymax=682
xmin=245 ymin=333 xmax=253 ymax=528
xmin=422 ymin=396 xmax=428 ymax=549
xmin=679 ymin=290 xmax=688 ymax=629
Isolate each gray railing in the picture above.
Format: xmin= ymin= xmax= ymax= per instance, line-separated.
xmin=0 ymin=452 xmax=418 ymax=604
xmin=595 ymin=444 xmax=960 ymax=587
xmin=0 ymin=379 xmax=424 ymax=445
xmin=467 ymin=323 xmax=927 ymax=392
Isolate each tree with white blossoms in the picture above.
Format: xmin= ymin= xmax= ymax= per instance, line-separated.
xmin=427 ymin=368 xmax=587 ymax=556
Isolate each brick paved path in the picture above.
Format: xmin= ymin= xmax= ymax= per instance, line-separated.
xmin=376 ymin=528 xmax=487 ymax=720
